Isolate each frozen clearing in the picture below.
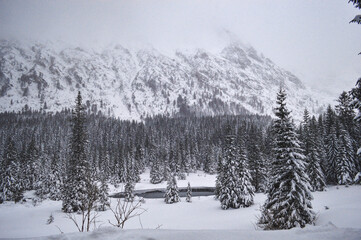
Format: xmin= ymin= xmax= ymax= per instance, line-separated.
xmin=0 ymin=171 xmax=360 ymax=239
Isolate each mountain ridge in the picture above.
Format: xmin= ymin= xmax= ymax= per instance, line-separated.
xmin=0 ymin=39 xmax=330 ymax=120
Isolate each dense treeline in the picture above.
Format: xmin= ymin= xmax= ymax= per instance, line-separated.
xmin=0 ymin=84 xmax=360 ymax=206
xmin=0 ymin=102 xmax=272 ymax=203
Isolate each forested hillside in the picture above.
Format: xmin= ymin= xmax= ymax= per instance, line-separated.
xmin=0 ymin=86 xmax=360 ymax=205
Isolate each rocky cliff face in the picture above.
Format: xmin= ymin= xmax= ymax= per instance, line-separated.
xmin=0 ymin=40 xmax=328 ymax=120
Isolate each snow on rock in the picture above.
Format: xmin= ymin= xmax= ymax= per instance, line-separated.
xmin=0 ymin=39 xmax=331 ymax=121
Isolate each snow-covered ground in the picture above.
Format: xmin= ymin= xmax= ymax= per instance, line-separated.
xmin=0 ymin=171 xmax=360 ymax=239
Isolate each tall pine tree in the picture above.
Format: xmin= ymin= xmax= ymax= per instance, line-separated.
xmin=0 ymin=137 xmax=23 ymax=203
xmin=62 ymin=91 xmax=97 ymax=213
xmin=258 ymin=89 xmax=315 ymax=230
xmin=337 ymin=126 xmax=355 ymax=184
xmin=326 ymin=125 xmax=339 ymax=184
xmin=237 ymin=136 xmax=254 ymax=207
xmin=247 ymin=126 xmax=267 ymax=193
xmin=218 ymin=125 xmax=240 ymax=209
xmin=306 ymin=117 xmax=326 ymax=191
xmin=351 ymin=78 xmax=361 ymax=174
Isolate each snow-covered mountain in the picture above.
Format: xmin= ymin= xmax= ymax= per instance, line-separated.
xmin=0 ymin=39 xmax=329 ymax=120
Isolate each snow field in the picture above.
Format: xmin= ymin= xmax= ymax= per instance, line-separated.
xmin=0 ymin=171 xmax=360 ymax=239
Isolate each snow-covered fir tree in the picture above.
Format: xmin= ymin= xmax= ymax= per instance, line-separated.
xmin=219 ymin=125 xmax=242 ymax=209
xmin=337 ymin=127 xmax=355 ymax=184
xmin=134 ymin=144 xmax=145 ymax=173
xmin=300 ymin=109 xmax=311 ymax=156
xmin=326 ymin=125 xmax=339 ymax=184
xmin=163 ymin=157 xmax=171 ymax=183
xmin=124 ymin=181 xmax=135 ymax=202
xmin=35 ymin=151 xmax=51 ymax=199
xmin=150 ymin=149 xmax=163 ymax=184
xmin=316 ymin=115 xmax=328 ymax=178
xmin=247 ymin=126 xmax=268 ymax=193
xmin=301 ymin=111 xmax=326 ymax=192
xmin=97 ymin=176 xmax=110 ymax=211
xmin=130 ymin=154 xmax=141 ymax=183
xmin=306 ymin=117 xmax=326 ymax=191
xmin=237 ymin=137 xmax=254 ymax=207
xmin=336 ymin=91 xmax=356 ymax=137
xmin=164 ymin=173 xmax=180 ymax=204
xmin=214 ymin=151 xmax=224 ymax=200
xmin=47 ymin=141 xmax=63 ymax=201
xmin=0 ymin=137 xmax=23 ymax=203
xmin=186 ymin=182 xmax=192 ymax=203
xmin=23 ymin=137 xmax=39 ymax=191
xmin=62 ymin=91 xmax=97 ymax=213
xmin=351 ymin=78 xmax=361 ymax=175
xmin=176 ymin=141 xmax=188 ymax=179
xmin=351 ymin=78 xmax=361 ymax=122
xmin=204 ymin=146 xmax=219 ymax=174
xmin=219 ymin=125 xmax=250 ymax=209
xmin=258 ymin=88 xmax=315 ymax=230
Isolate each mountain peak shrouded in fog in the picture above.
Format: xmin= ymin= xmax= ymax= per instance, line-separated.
xmin=0 ymin=39 xmax=330 ymax=120
xmin=0 ymin=0 xmax=360 ymax=96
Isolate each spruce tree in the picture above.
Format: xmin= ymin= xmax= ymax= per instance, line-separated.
xmin=164 ymin=173 xmax=180 ymax=204
xmin=325 ymin=105 xmax=336 ymax=136
xmin=351 ymin=78 xmax=361 ymax=123
xmin=219 ymin=125 xmax=254 ymax=209
xmin=47 ymin=140 xmax=63 ymax=200
xmin=48 ymin=156 xmax=62 ymax=200
xmin=0 ymin=137 xmax=23 ymax=203
xmin=214 ymin=150 xmax=224 ymax=200
xmin=35 ymin=152 xmax=51 ymax=199
xmin=97 ymin=176 xmax=110 ymax=211
xmin=300 ymin=109 xmax=311 ymax=156
xmin=258 ymin=89 xmax=315 ymax=230
xmin=336 ymin=127 xmax=355 ymax=184
xmin=62 ymin=91 xmax=96 ymax=213
xmin=248 ymin=127 xmax=267 ymax=193
xmin=326 ymin=126 xmax=339 ymax=184
xmin=219 ymin=125 xmax=242 ymax=209
xmin=124 ymin=181 xmax=135 ymax=202
xmin=351 ymin=78 xmax=361 ymax=173
xmin=24 ymin=137 xmax=39 ymax=190
xmin=129 ymin=153 xmax=141 ymax=183
xmin=186 ymin=182 xmax=192 ymax=202
xmin=237 ymin=137 xmax=254 ymax=207
xmin=306 ymin=117 xmax=326 ymax=191
xmin=150 ymin=149 xmax=163 ymax=184
xmin=336 ymin=91 xmax=356 ymax=136
xmin=316 ymin=115 xmax=328 ymax=176
xmin=134 ymin=144 xmax=145 ymax=172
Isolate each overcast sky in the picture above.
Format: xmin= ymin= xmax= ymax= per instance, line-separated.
xmin=0 ymin=0 xmax=360 ymax=96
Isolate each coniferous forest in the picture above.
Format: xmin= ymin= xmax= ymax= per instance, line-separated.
xmin=0 ymin=79 xmax=361 ymax=231
xmin=0 ymin=1 xmax=361 ymax=238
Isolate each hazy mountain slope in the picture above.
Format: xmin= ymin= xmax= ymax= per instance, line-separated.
xmin=0 ymin=40 xmax=329 ymax=120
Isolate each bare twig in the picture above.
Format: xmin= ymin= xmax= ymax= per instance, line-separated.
xmin=138 ymin=215 xmax=143 ymax=229
xmin=108 ymin=197 xmax=147 ymax=229
xmin=54 ymin=225 xmax=64 ymax=234
xmin=65 ymin=212 xmax=82 ymax=232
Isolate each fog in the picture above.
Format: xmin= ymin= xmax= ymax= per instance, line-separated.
xmin=0 ymin=0 xmax=360 ymax=96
